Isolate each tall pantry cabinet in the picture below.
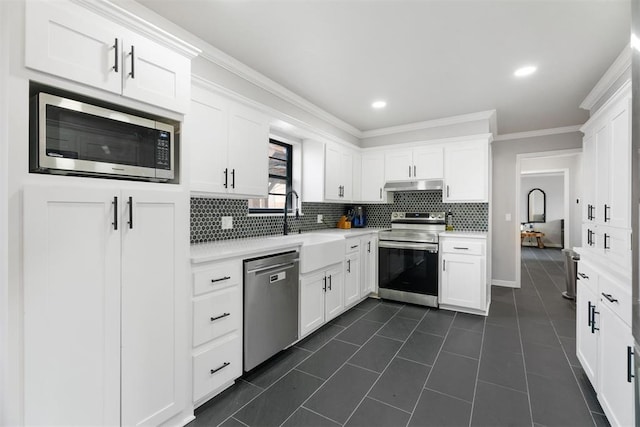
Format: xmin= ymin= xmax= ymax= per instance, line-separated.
xmin=577 ymin=80 xmax=633 ymax=427
xmin=23 ymin=185 xmax=189 ymax=426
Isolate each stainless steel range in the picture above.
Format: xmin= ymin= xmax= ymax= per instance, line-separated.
xmin=378 ymin=212 xmax=445 ymax=307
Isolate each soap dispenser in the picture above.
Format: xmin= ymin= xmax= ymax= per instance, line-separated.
xmin=446 ymin=210 xmax=454 ymax=231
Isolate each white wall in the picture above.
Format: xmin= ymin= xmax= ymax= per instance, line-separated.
xmin=520 ymin=174 xmax=565 ymax=247
xmin=492 ymin=132 xmax=583 ymax=284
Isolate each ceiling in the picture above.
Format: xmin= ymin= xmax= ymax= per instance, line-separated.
xmin=138 ymin=0 xmax=630 ymax=136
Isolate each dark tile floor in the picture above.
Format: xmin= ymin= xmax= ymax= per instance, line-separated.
xmin=190 ymin=247 xmax=608 ymax=427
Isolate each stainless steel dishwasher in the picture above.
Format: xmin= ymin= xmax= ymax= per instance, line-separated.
xmin=243 ymin=251 xmax=299 ymax=371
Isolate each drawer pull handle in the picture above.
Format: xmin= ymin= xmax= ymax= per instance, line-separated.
xmin=601 ymin=293 xmax=618 ymax=303
xmin=210 ymin=313 xmax=231 ymax=322
xmin=210 ymin=362 xmax=230 ymax=375
xmin=211 ymin=276 xmax=231 ymax=283
xmin=351 ymin=245 xmax=359 ymax=249
xmin=453 ymin=247 xmax=469 ymax=250
xmin=591 ymin=305 xmax=599 ymax=334
xmin=578 ymin=272 xmax=589 ymax=280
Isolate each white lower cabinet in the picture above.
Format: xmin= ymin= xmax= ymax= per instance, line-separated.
xmin=576 ymin=263 xmax=599 ymax=385
xmin=575 ymin=256 xmax=634 ymax=427
xmin=439 ymin=236 xmax=488 ymax=315
xmin=344 ymin=238 xmax=361 ymax=308
xmin=23 ymin=184 xmax=187 ymax=426
xmin=191 ymin=258 xmax=243 ymax=406
xmin=361 ymin=235 xmax=378 ymax=297
xmin=300 ymin=263 xmax=344 ymax=337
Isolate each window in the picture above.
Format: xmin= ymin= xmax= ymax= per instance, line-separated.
xmin=248 ymin=139 xmax=293 ymax=213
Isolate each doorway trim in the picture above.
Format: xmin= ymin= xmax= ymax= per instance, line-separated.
xmin=514 ymin=149 xmax=581 ymax=287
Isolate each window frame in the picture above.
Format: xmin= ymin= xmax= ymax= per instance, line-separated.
xmin=248 ymin=139 xmax=294 ymax=214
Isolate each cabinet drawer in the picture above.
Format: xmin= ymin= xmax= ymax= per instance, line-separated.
xmin=441 ymin=240 xmax=484 ymax=256
xmin=599 ymin=274 xmax=632 ymax=327
xmin=193 ymin=335 xmax=242 ymax=403
xmin=346 ymin=238 xmax=361 ymax=254
xmin=193 ymin=259 xmax=242 ymax=296
xmin=193 ymin=286 xmax=241 ymax=347
xmin=577 ymin=261 xmax=598 ymax=294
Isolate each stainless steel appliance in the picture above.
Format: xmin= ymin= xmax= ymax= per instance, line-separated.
xmin=243 ymin=251 xmax=299 ymax=371
xmin=30 ymin=92 xmax=174 ymax=181
xmin=378 ymin=212 xmax=445 ymax=307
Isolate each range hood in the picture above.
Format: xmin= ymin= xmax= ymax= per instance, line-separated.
xmin=383 ymin=179 xmax=444 ymax=192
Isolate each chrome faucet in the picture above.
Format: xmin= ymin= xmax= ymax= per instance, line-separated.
xmin=283 ymin=190 xmax=300 ymax=235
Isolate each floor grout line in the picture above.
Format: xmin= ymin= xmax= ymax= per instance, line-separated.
xmin=394 ymin=355 xmax=433 ymax=368
xmin=404 ymin=311 xmax=458 ymax=427
xmin=521 ymin=248 xmax=598 ymax=425
xmin=298 ymin=405 xmax=343 ymax=426
xmin=341 ymin=307 xmax=430 ymax=427
xmin=467 ymin=311 xmax=486 ymax=427
xmin=366 ymin=395 xmax=413 ymax=415
xmin=476 ymin=378 xmax=529 ymax=396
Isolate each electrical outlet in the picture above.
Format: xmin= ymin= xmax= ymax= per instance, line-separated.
xmin=317 ymin=214 xmax=323 ymax=224
xmin=221 ymin=216 xmax=233 ymax=230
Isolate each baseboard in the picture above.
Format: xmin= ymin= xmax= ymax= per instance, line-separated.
xmin=492 ymin=279 xmax=520 ymax=288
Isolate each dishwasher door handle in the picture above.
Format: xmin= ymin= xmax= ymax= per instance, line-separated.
xmin=246 ymin=261 xmax=299 ymax=275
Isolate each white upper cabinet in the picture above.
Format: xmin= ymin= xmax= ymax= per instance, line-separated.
xmin=443 ymin=139 xmax=489 ymax=202
xmin=413 ymin=146 xmax=444 ymax=179
xmin=324 ymin=144 xmax=354 ymax=201
xmin=384 ymin=149 xmax=414 ymax=181
xmin=25 ymin=0 xmax=193 ymax=113
xmin=188 ymin=85 xmax=269 ymax=198
xmin=360 ymin=153 xmax=388 ymax=202
xmin=581 ymin=84 xmax=631 ymax=229
xmin=302 ymin=140 xmax=356 ymax=203
xmin=227 ymin=103 xmax=270 ymax=196
xmin=384 ymin=146 xmax=443 ymax=182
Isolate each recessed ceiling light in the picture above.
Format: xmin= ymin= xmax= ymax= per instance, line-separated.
xmin=372 ymin=100 xmax=387 ymax=109
xmin=514 ymin=66 xmax=537 ymax=77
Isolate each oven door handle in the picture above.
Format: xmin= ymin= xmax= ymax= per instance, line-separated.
xmin=378 ymin=241 xmax=438 ymax=252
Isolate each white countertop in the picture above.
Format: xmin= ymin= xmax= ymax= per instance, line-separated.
xmin=439 ymin=231 xmax=488 ymax=239
xmin=191 ymin=227 xmax=382 ymax=264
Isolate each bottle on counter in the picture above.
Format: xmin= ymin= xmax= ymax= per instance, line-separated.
xmin=446 ymin=210 xmax=454 ymax=231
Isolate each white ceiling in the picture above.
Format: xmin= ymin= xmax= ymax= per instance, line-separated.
xmin=138 ymin=0 xmax=630 ymax=136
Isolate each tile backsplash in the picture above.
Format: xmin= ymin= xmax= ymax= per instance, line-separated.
xmin=191 ymin=190 xmax=488 ymax=244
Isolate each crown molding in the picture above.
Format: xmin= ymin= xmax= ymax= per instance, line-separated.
xmin=493 ymin=125 xmax=582 ymax=142
xmin=360 ymin=110 xmax=496 ymax=139
xmin=71 ymin=0 xmax=201 ymax=58
xmin=580 ymin=45 xmax=631 ymax=111
xmin=197 ymin=47 xmax=362 ymax=139
xmin=191 ymin=75 xmax=360 ymax=150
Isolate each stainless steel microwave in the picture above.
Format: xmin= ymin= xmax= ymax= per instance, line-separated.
xmin=31 ymin=93 xmax=175 ymax=181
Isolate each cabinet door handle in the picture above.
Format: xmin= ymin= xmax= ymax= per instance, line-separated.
xmin=211 ymin=276 xmax=231 ymax=283
xmin=587 ymin=301 xmax=593 ymax=326
xmin=347 ymin=259 xmax=351 ymax=273
xmin=604 ymin=204 xmax=610 ymax=222
xmin=210 ymin=312 xmax=231 ymax=322
xmin=112 ymin=196 xmax=118 ymax=230
xmin=223 ymin=168 xmax=228 ymax=188
xmin=323 ymin=276 xmax=327 ymax=292
xmin=129 ymin=45 xmax=135 ymax=79
xmin=443 ymin=260 xmax=446 ymax=271
xmin=328 ymin=274 xmax=332 ymax=290
xmin=591 ymin=305 xmax=599 ymax=333
xmin=210 ymin=362 xmax=230 ymax=375
xmin=231 ymin=169 xmax=235 ymax=189
xmin=113 ymin=38 xmax=119 ymax=72
xmin=591 ymin=205 xmax=596 ymax=221
xmin=601 ymin=293 xmax=618 ymax=303
xmin=379 ymin=188 xmax=382 ymax=199
xmin=628 ymin=346 xmax=635 ymax=383
xmin=413 ymin=165 xmax=416 ymax=176
xmin=446 ymin=185 xmax=450 ymax=198
xmin=604 ymin=233 xmax=610 ymax=250
xmin=408 ymin=165 xmax=411 ymax=177
xmin=127 ymin=196 xmax=133 ymax=229
xmin=367 ymin=242 xmax=371 ymax=253
xmin=578 ymin=272 xmax=589 ymax=280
